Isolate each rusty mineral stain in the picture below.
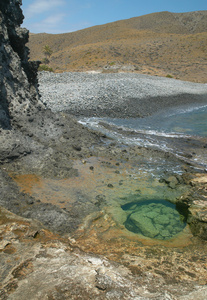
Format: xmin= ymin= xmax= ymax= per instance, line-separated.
xmin=10 ymin=157 xmax=203 ymax=270
xmin=11 ymin=174 xmax=42 ymax=195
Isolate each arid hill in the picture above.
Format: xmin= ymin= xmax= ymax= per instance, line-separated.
xmin=28 ymin=11 xmax=207 ymax=82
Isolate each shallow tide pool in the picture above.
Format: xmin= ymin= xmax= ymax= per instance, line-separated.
xmin=12 ymin=156 xmax=191 ymax=248
xmin=122 ymin=199 xmax=187 ymax=240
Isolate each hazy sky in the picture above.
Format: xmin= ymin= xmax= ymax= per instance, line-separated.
xmin=21 ymin=0 xmax=207 ymax=34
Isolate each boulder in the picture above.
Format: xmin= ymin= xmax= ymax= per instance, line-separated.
xmin=130 ymin=211 xmax=159 ymax=238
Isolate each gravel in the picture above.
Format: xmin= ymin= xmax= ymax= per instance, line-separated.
xmin=38 ymin=71 xmax=207 ymax=118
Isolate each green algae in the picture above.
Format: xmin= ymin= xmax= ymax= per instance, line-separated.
xmin=122 ymin=199 xmax=187 ymax=240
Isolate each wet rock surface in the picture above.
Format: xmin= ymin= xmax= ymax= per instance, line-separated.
xmin=176 ymin=174 xmax=207 ymax=240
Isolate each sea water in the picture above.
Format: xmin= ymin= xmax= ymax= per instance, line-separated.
xmin=102 ymin=104 xmax=207 ymax=137
xmin=79 ymin=104 xmax=207 ymax=169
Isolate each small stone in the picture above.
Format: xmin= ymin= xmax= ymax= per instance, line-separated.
xmin=26 ymin=198 xmax=34 ymax=205
xmin=28 ymin=117 xmax=34 ymax=122
xmin=167 ymin=176 xmax=179 ymax=189
xmin=95 ymin=274 xmax=114 ymax=291
xmin=107 ymin=183 xmax=114 ymax=188
xmin=72 ymin=145 xmax=82 ymax=151
xmin=0 ymin=240 xmax=11 ymax=250
xmin=25 ymin=230 xmax=39 ymax=238
xmin=114 ymin=170 xmax=120 ymax=174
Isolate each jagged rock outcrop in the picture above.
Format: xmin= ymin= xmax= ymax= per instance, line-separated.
xmin=177 ymin=174 xmax=207 ymax=240
xmin=0 ymin=0 xmax=100 ymax=167
xmin=0 ymin=0 xmax=43 ymax=129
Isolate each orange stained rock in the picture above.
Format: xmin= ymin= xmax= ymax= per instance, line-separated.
xmin=11 ymin=174 xmax=42 ymax=195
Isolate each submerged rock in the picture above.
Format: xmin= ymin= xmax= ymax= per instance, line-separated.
xmin=127 ymin=202 xmax=186 ymax=239
xmin=130 ymin=211 xmax=159 ymax=238
xmin=155 ymin=214 xmax=170 ymax=225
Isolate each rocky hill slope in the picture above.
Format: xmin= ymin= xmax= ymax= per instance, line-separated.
xmin=28 ymin=11 xmax=207 ymax=82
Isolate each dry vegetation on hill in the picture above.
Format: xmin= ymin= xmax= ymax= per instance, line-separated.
xmin=28 ymin=11 xmax=207 ymax=82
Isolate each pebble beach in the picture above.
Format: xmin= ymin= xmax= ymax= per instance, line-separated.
xmin=38 ymin=71 xmax=207 ymax=118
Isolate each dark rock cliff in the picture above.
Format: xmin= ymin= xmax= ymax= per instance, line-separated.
xmin=0 ymin=0 xmax=101 ymax=235
xmin=0 ymin=0 xmax=42 ymax=129
xmin=0 ymin=0 xmax=100 ymax=168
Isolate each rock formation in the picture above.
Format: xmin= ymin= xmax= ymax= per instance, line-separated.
xmin=0 ymin=0 xmax=43 ymax=130
xmin=0 ymin=0 xmax=100 ymax=231
xmin=0 ymin=0 xmax=100 ymax=165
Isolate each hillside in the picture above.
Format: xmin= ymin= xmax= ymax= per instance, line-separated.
xmin=27 ymin=11 xmax=207 ymax=82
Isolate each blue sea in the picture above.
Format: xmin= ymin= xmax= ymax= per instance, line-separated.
xmin=79 ymin=104 xmax=207 ymax=170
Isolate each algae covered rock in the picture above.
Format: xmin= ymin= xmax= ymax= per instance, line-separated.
xmin=154 ymin=214 xmax=170 ymax=225
xmin=130 ymin=211 xmax=159 ymax=238
xmin=126 ymin=201 xmax=186 ymax=240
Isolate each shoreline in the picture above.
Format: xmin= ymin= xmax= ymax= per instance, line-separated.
xmin=38 ymin=71 xmax=207 ymax=118
xmin=1 ymin=72 xmax=207 ymax=236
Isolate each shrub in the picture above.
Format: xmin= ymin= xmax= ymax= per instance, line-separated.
xmin=43 ymin=45 xmax=53 ymax=63
xmin=38 ymin=64 xmax=54 ymax=72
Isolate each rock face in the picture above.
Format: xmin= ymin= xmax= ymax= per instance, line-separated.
xmin=1 ymin=206 xmax=207 ymax=300
xmin=0 ymin=0 xmax=43 ymax=129
xmin=0 ymin=0 xmax=100 ymax=166
xmin=0 ymin=0 xmax=101 ymax=233
xmin=177 ymin=174 xmax=207 ymax=240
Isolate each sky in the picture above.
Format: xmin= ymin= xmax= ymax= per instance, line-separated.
xmin=21 ymin=0 xmax=207 ymax=34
